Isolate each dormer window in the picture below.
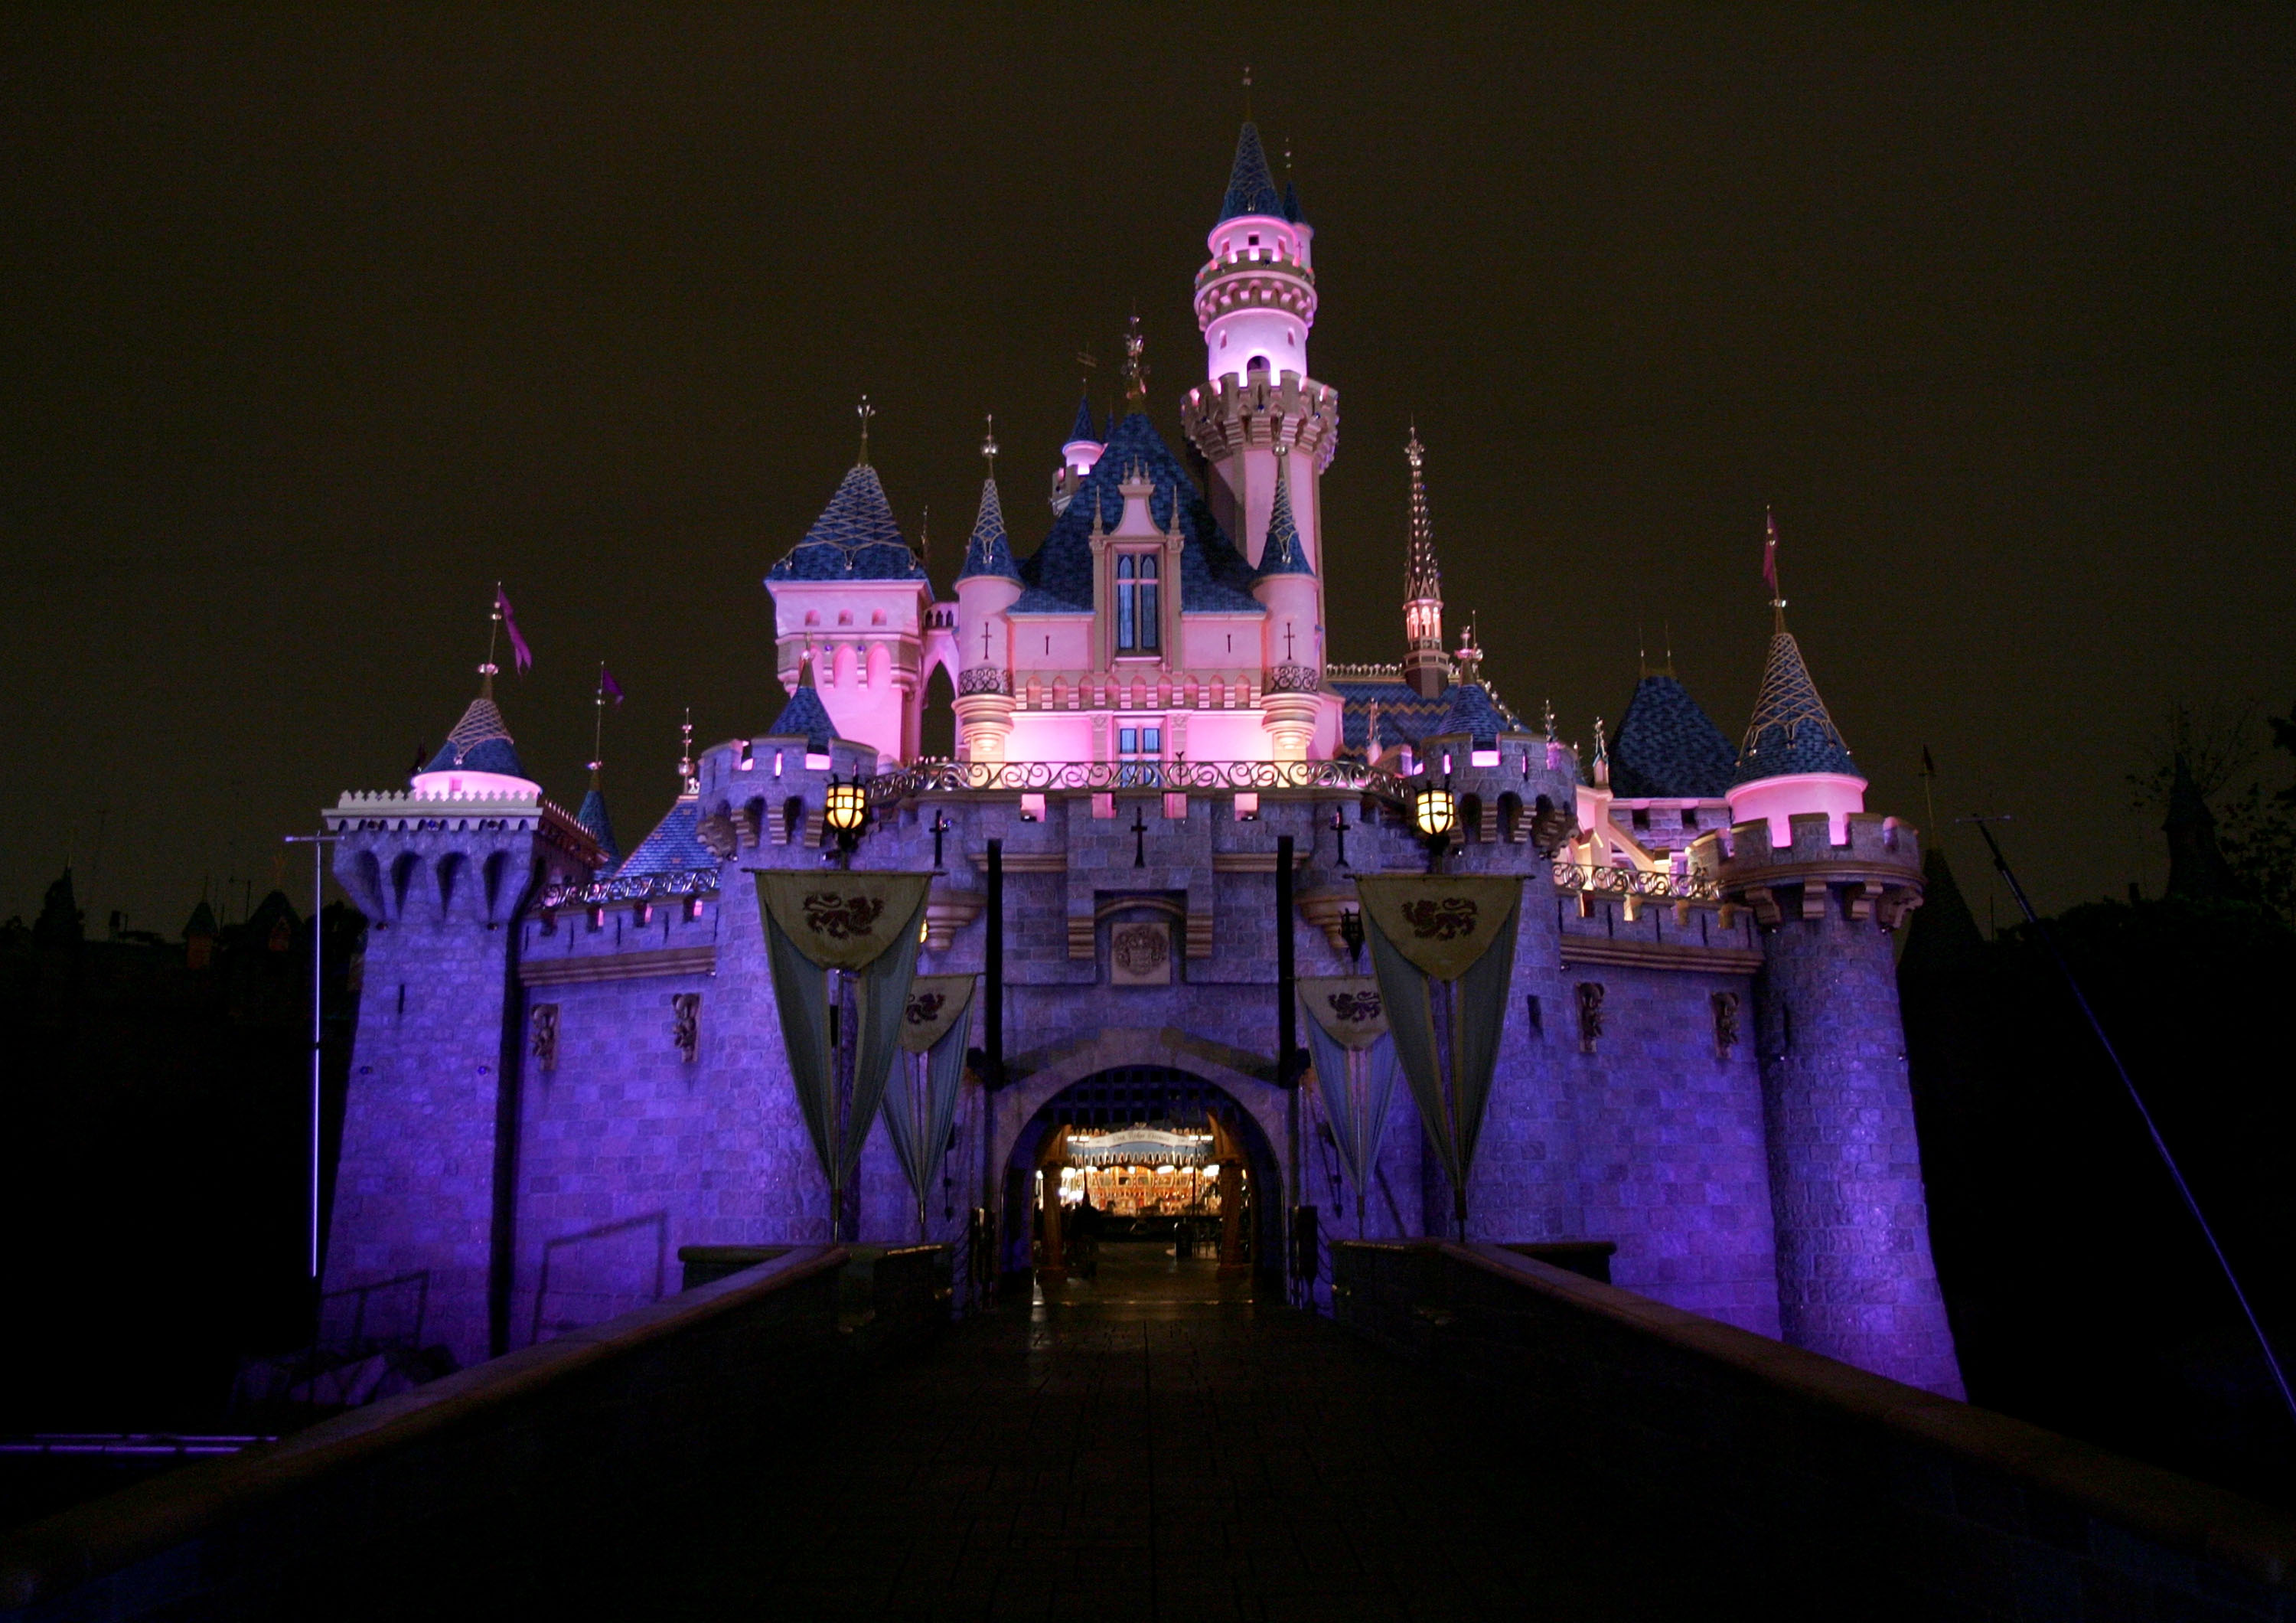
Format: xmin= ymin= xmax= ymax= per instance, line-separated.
xmin=1115 ymin=554 xmax=1160 ymax=653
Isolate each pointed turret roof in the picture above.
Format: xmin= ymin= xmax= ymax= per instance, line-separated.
xmin=1011 ymin=412 xmax=1264 ymax=616
xmin=1430 ymin=682 xmax=1515 ymax=749
xmin=576 ymin=787 xmax=620 ymax=866
xmin=1612 ymin=675 xmax=1738 ymax=798
xmin=764 ymin=667 xmax=838 ymax=753
xmin=956 ymin=474 xmax=1020 ymax=583
xmin=183 ymin=900 xmax=218 ymax=940
xmin=1218 ymin=122 xmax=1285 ymax=224
xmin=1404 ymin=429 xmax=1441 ymax=605
xmin=615 ymin=799 xmax=714 ymax=880
xmin=1283 ymin=177 xmax=1303 ymax=223
xmin=1068 ymin=393 xmax=1100 ymax=446
xmin=768 ymin=463 xmax=928 ymax=583
xmin=2164 ymin=753 xmax=2242 ymax=902
xmin=422 ymin=693 xmax=526 ymax=779
xmin=1732 ymin=632 xmax=1858 ymax=785
xmin=1254 ymin=456 xmax=1313 ymax=579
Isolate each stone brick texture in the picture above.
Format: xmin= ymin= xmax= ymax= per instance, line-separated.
xmin=321 ymin=735 xmax=1958 ymax=1393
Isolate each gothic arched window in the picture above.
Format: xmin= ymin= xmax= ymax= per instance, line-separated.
xmin=1116 ymin=554 xmax=1159 ymax=653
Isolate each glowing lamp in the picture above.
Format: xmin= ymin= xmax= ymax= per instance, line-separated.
xmin=824 ymin=778 xmax=868 ymax=834
xmin=1414 ymin=785 xmax=1457 ymax=840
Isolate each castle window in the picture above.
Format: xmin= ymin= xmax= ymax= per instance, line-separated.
xmin=1115 ymin=554 xmax=1160 ymax=652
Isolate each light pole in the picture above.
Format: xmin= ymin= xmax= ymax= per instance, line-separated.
xmin=282 ymin=831 xmax=340 ymax=1283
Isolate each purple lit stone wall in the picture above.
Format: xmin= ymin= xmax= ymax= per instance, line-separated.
xmin=1755 ymin=890 xmax=1965 ymax=1396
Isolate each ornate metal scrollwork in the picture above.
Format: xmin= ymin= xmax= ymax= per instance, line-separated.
xmin=537 ymin=869 xmax=719 ymax=910
xmin=862 ymin=758 xmax=1406 ymax=805
xmin=1264 ymin=663 xmax=1319 ymax=693
xmin=957 ymin=665 xmax=1011 ymax=696
xmin=1550 ymin=860 xmax=1722 ymax=905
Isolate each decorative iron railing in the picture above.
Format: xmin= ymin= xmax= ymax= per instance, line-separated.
xmin=1551 ymin=860 xmax=1721 ymax=905
xmin=862 ymin=758 xmax=1408 ymax=803
xmin=536 ymin=868 xmax=719 ymax=909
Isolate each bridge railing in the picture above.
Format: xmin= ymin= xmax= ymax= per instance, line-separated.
xmin=0 ymin=1246 xmax=950 ymax=1621
xmin=1332 ymin=1241 xmax=2296 ymax=1620
xmin=862 ymin=758 xmax=1408 ymax=802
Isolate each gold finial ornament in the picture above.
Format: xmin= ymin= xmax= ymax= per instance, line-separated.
xmin=1243 ymin=64 xmax=1253 ymax=120
xmin=1121 ymin=315 xmax=1148 ymax=411
xmin=856 ymin=396 xmax=876 ymax=467
xmin=678 ymin=707 xmax=696 ymax=795
xmin=981 ymin=413 xmax=998 ymax=472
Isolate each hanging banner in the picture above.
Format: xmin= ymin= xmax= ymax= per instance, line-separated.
xmin=1353 ymin=875 xmax=1524 ymax=982
xmin=1354 ymin=875 xmax=1521 ymax=1236
xmin=898 ymin=974 xmax=977 ymax=1054
xmin=753 ymin=870 xmax=932 ymax=1236
xmin=755 ymin=872 xmax=932 ymax=972
xmin=1299 ymin=977 xmax=1398 ymax=1234
xmin=883 ymin=974 xmax=977 ymax=1236
xmin=1296 ymin=975 xmax=1389 ymax=1048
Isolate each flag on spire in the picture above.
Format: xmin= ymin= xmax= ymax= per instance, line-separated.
xmin=496 ymin=586 xmax=533 ymax=674
xmin=599 ymin=665 xmax=625 ymax=705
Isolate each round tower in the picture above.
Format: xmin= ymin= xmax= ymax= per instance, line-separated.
xmin=1253 ymin=446 xmax=1320 ymax=762
xmin=952 ymin=433 xmax=1021 ymax=764
xmin=1181 ymin=122 xmax=1338 ymax=580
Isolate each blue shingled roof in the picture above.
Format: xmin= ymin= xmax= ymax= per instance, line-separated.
xmin=955 ymin=475 xmax=1019 ymax=583
xmin=576 ymin=786 xmax=621 ymax=865
xmin=1282 ymin=178 xmax=1303 ymax=223
xmin=1010 ymin=412 xmax=1264 ymax=616
xmin=1427 ymin=682 xmax=1515 ymax=747
xmin=1254 ymin=461 xmax=1313 ymax=580
xmin=615 ymin=797 xmax=716 ymax=879
xmin=1067 ymin=394 xmax=1099 ymax=446
xmin=1218 ymin=122 xmax=1284 ymax=224
xmin=1611 ymin=675 xmax=1738 ymax=798
xmin=1332 ymin=682 xmax=1447 ymax=755
xmin=1733 ymin=632 xmax=1860 ymax=785
xmin=768 ymin=463 xmax=928 ymax=582
xmin=422 ymin=694 xmax=527 ymax=779
xmin=764 ymin=681 xmax=837 ymax=753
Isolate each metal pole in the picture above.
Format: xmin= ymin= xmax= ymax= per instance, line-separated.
xmin=1967 ymin=815 xmax=2296 ymax=1430
xmin=283 ymin=833 xmax=339 ymax=1282
xmin=985 ymin=840 xmax=1003 ymax=1089
xmin=1277 ymin=834 xmax=1299 ymax=1286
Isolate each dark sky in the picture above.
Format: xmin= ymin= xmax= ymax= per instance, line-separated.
xmin=3 ymin=6 xmax=2290 ymax=932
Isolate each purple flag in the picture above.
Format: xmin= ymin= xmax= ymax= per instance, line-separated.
xmin=496 ymin=587 xmax=533 ymax=674
xmin=599 ymin=665 xmax=625 ymax=705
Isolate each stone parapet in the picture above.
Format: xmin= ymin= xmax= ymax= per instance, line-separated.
xmin=1180 ymin=371 xmax=1339 ymax=473
xmin=1691 ymin=812 xmax=1923 ymax=930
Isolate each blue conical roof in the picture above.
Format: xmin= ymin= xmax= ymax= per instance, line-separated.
xmin=1218 ymin=122 xmax=1285 ymax=224
xmin=1254 ymin=459 xmax=1313 ymax=579
xmin=576 ymin=786 xmax=620 ymax=865
xmin=616 ymin=797 xmax=714 ymax=879
xmin=1068 ymin=394 xmax=1100 ymax=446
xmin=1283 ymin=178 xmax=1303 ymax=223
xmin=1429 ymin=683 xmax=1515 ymax=749
xmin=765 ymin=678 xmax=837 ymax=753
xmin=422 ymin=694 xmax=526 ymax=779
xmin=1010 ymin=412 xmax=1264 ymax=616
xmin=768 ymin=463 xmax=928 ymax=582
xmin=1733 ymin=632 xmax=1859 ymax=785
xmin=1612 ymin=675 xmax=1738 ymax=798
xmin=956 ymin=475 xmax=1019 ymax=583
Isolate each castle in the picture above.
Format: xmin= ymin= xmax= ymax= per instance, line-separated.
xmin=320 ymin=122 xmax=1962 ymax=1398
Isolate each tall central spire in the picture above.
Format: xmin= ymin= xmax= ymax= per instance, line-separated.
xmin=1402 ymin=426 xmax=1448 ymax=698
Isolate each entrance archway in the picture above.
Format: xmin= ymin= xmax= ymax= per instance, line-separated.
xmin=1002 ymin=1067 xmax=1283 ymax=1294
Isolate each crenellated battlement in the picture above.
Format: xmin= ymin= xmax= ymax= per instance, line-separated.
xmin=1689 ymin=812 xmax=1924 ymax=929
xmin=1181 ymin=371 xmax=1339 ymax=472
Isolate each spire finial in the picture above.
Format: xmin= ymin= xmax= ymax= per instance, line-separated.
xmin=479 ymin=581 xmax=504 ymax=697
xmin=677 ymin=707 xmax=696 ymax=796
xmin=1122 ymin=315 xmax=1148 ymax=412
xmin=981 ymin=412 xmax=998 ymax=474
xmin=916 ymin=503 xmax=931 ymax=578
xmin=855 ymin=395 xmax=875 ymax=468
xmin=1763 ymin=505 xmax=1786 ymax=633
xmin=1543 ymin=698 xmax=1557 ymax=743
xmin=1243 ymin=64 xmax=1253 ymax=122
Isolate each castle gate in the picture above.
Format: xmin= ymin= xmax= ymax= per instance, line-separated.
xmin=1000 ymin=1066 xmax=1283 ymax=1295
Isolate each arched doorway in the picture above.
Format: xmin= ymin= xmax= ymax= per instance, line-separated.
xmin=1002 ymin=1067 xmax=1283 ymax=1295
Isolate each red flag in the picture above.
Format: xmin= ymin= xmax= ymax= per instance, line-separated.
xmin=1762 ymin=508 xmax=1780 ymax=599
xmin=599 ymin=665 xmax=625 ymax=705
xmin=496 ymin=587 xmax=533 ymax=674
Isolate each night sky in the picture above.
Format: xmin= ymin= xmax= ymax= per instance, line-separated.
xmin=3 ymin=7 xmax=2289 ymax=932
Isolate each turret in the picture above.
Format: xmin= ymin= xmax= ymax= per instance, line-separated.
xmin=1688 ymin=811 xmax=1960 ymax=1396
xmin=1182 ymin=122 xmax=1337 ymax=594
xmin=764 ymin=406 xmax=934 ymax=768
xmin=954 ymin=429 xmax=1022 ymax=764
xmin=1725 ymin=514 xmax=1867 ymax=842
xmin=1052 ymin=390 xmax=1104 ymax=516
xmin=321 ymin=653 xmax=598 ymax=1365
xmin=1401 ymin=429 xmax=1448 ymax=698
xmin=1253 ymin=447 xmax=1319 ymax=761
